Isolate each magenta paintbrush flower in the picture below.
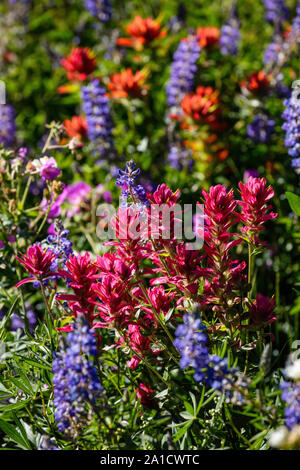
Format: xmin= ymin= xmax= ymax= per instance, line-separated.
xmin=247 ymin=293 xmax=276 ymax=328
xmin=16 ymin=244 xmax=58 ymax=287
xmin=237 ymin=177 xmax=278 ymax=241
xmin=57 ymin=252 xmax=98 ymax=323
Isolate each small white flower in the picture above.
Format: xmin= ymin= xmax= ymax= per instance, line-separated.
xmin=269 ymin=426 xmax=288 ymax=448
xmin=285 ymin=359 xmax=300 ymax=380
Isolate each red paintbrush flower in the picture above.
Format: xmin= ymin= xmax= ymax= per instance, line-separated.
xmin=181 ymin=86 xmax=221 ymax=128
xmin=241 ymin=71 xmax=270 ymax=93
xmin=92 ymin=274 xmax=133 ymax=328
xmin=16 ymin=244 xmax=58 ymax=287
xmin=117 ymin=16 xmax=166 ymax=49
xmin=57 ymin=253 xmax=98 ymax=323
xmin=61 ymin=47 xmax=96 ymax=82
xmin=237 ymin=176 xmax=277 ymax=241
xmin=63 ymin=115 xmax=88 ymax=140
xmin=247 ymin=294 xmax=276 ymax=327
xmin=107 ymin=69 xmax=148 ymax=99
xmin=136 ymin=383 xmax=156 ymax=408
xmin=146 ymin=183 xmax=180 ymax=207
xmin=196 ymin=26 xmax=220 ymax=47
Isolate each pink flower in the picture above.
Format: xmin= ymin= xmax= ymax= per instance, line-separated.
xmin=237 ymin=177 xmax=277 ymax=239
xmin=16 ymin=244 xmax=58 ymax=287
xmin=136 ymin=383 xmax=156 ymax=408
xmin=147 ymin=183 xmax=180 ymax=206
xmin=57 ymin=253 xmax=98 ymax=323
xmin=92 ymin=274 xmax=133 ymax=329
xmin=247 ymin=294 xmax=276 ymax=327
xmin=30 ymin=157 xmax=61 ymax=182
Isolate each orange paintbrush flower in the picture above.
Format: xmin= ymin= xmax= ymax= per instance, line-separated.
xmin=181 ymin=86 xmax=221 ymax=128
xmin=116 ymin=16 xmax=166 ymax=49
xmin=107 ymin=69 xmax=148 ymax=98
xmin=64 ymin=115 xmax=88 ymax=140
xmin=241 ymin=71 xmax=271 ymax=93
xmin=196 ymin=26 xmax=220 ymax=48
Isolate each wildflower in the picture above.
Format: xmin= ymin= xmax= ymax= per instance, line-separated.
xmin=0 ymin=104 xmax=16 ymax=147
xmin=263 ymin=36 xmax=284 ymax=65
xmin=263 ymin=0 xmax=289 ymax=24
xmin=282 ymin=91 xmax=300 ymax=173
xmin=61 ymin=47 xmax=96 ymax=82
xmin=146 ymin=183 xmax=180 ymax=207
xmin=117 ymin=16 xmax=166 ymax=49
xmin=241 ymin=71 xmax=270 ymax=93
xmin=11 ymin=309 xmax=37 ymax=334
xmin=166 ymin=36 xmax=201 ymax=108
xmin=247 ymin=113 xmax=275 ymax=143
xmin=29 ymin=156 xmax=61 ymax=182
xmin=115 ymin=160 xmax=149 ymax=209
xmin=167 ymin=143 xmax=193 ymax=170
xmin=52 ymin=316 xmax=102 ymax=436
xmin=181 ymin=86 xmax=220 ymax=128
xmin=81 ymin=79 xmax=115 ymax=157
xmin=45 ymin=220 xmax=73 ymax=269
xmin=174 ymin=312 xmax=242 ymax=395
xmin=63 ymin=115 xmax=88 ymax=141
xmin=281 ymin=380 xmax=300 ymax=430
xmin=92 ymin=275 xmax=133 ymax=328
xmin=285 ymin=359 xmax=300 ymax=381
xmin=84 ymin=0 xmax=112 ymax=22
xmin=58 ymin=253 xmax=98 ymax=323
xmin=118 ymin=323 xmax=153 ymax=369
xmin=16 ymin=244 xmax=59 ymax=287
xmin=40 ymin=436 xmax=60 ymax=450
xmin=107 ymin=69 xmax=148 ymax=99
xmin=196 ymin=26 xmax=219 ymax=48
xmin=237 ymin=177 xmax=277 ymax=238
xmin=199 ymin=185 xmax=246 ymax=316
xmin=247 ymin=294 xmax=276 ymax=327
xmin=220 ymin=16 xmax=240 ymax=56
xmin=136 ymin=383 xmax=156 ymax=408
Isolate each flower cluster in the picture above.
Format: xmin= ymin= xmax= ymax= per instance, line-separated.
xmin=81 ymin=79 xmax=115 ymax=158
xmin=61 ymin=48 xmax=96 ymax=82
xmin=52 ymin=316 xmax=102 ymax=436
xmin=263 ymin=0 xmax=289 ymax=24
xmin=181 ymin=86 xmax=221 ymax=128
xmin=220 ymin=17 xmax=240 ymax=56
xmin=0 ymin=104 xmax=16 ymax=147
xmin=247 ymin=113 xmax=275 ymax=143
xmin=238 ymin=176 xmax=278 ymax=241
xmin=174 ymin=311 xmax=243 ymax=398
xmin=107 ymin=69 xmax=147 ymax=99
xmin=166 ymin=36 xmax=201 ymax=108
xmin=84 ymin=0 xmax=112 ymax=22
xmin=115 ymin=160 xmax=149 ymax=210
xmin=281 ymin=379 xmax=300 ymax=430
xmin=282 ymin=90 xmax=300 ymax=173
xmin=117 ymin=16 xmax=166 ymax=49
xmin=196 ymin=26 xmax=219 ymax=48
xmin=16 ymin=244 xmax=59 ymax=287
xmin=45 ymin=220 xmax=73 ymax=270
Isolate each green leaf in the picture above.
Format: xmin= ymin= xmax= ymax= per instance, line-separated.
xmin=0 ymin=418 xmax=32 ymax=449
xmin=286 ymin=192 xmax=300 ymax=217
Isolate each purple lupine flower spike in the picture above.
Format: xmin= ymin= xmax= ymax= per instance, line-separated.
xmin=166 ymin=36 xmax=201 ymax=108
xmin=84 ymin=0 xmax=112 ymax=22
xmin=52 ymin=316 xmax=102 ymax=436
xmin=247 ymin=114 xmax=275 ymax=143
xmin=81 ymin=79 xmax=115 ymax=158
xmin=0 ymin=105 xmax=16 ymax=147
